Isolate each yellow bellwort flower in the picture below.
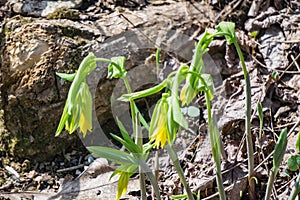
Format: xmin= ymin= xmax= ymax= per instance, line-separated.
xmin=149 ymin=94 xmax=171 ymax=149
xmin=56 ymin=53 xmax=96 ymax=137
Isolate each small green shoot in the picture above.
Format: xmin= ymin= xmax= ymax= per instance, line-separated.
xmin=287 ymin=155 xmax=300 ymax=171
xmin=265 ymin=128 xmax=287 ymax=200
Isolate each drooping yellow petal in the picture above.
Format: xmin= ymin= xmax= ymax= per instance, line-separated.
xmin=151 ymin=125 xmax=168 ymax=149
xmin=150 ymin=112 xmax=169 ymax=149
xmin=79 ymin=112 xmax=92 ymax=137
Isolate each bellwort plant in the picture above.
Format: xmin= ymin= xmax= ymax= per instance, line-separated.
xmin=56 ymin=21 xmax=254 ymax=199
xmin=56 ymin=53 xmax=160 ymax=200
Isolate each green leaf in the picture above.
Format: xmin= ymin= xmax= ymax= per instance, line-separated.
xmin=55 ymin=101 xmax=70 ymax=136
xmin=110 ymin=133 xmax=141 ymax=154
xmin=116 ymin=172 xmax=130 ymax=200
xmin=198 ymin=74 xmax=214 ymax=100
xmin=56 ymin=72 xmax=77 ymax=82
xmin=133 ymin=104 xmax=149 ymax=130
xmin=210 ymin=113 xmax=222 ymax=165
xmin=273 ymin=128 xmax=288 ymax=174
xmin=118 ymin=80 xmax=168 ymax=102
xmin=258 ymin=102 xmax=263 ymax=122
xmin=170 ymin=194 xmax=188 ymax=199
xmin=171 ymin=95 xmax=188 ymax=130
xmin=115 ymin=118 xmax=141 ymax=152
xmin=107 ymin=56 xmax=126 ymax=79
xmin=288 ymin=155 xmax=299 ymax=171
xmin=149 ymin=98 xmax=163 ymax=139
xmin=142 ymin=142 xmax=154 ymax=154
xmin=110 ymin=164 xmax=137 ymax=200
xmin=272 ymin=71 xmax=279 ymax=79
xmin=171 ymin=64 xmax=189 ymax=129
xmin=296 ymin=132 xmax=300 ymax=152
xmin=156 ymin=48 xmax=160 ymax=66
xmin=87 ymin=146 xmax=138 ymax=165
xmin=216 ymin=22 xmax=237 ymax=45
xmin=250 ymin=31 xmax=258 ymax=37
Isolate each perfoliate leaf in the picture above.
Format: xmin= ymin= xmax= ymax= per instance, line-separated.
xmin=118 ymin=80 xmax=168 ymax=102
xmin=115 ymin=118 xmax=141 ymax=153
xmin=110 ymin=133 xmax=141 ymax=154
xmin=56 ymin=72 xmax=77 ymax=82
xmin=134 ymin=104 xmax=149 ymax=130
xmin=171 ymin=64 xmax=189 ymax=129
xmin=273 ymin=128 xmax=287 ymax=174
xmin=107 ymin=56 xmax=126 ymax=79
xmin=180 ymin=33 xmax=214 ymax=106
xmin=87 ymin=146 xmax=138 ymax=165
xmin=180 ymin=81 xmax=197 ymax=106
xmin=216 ymin=22 xmax=237 ymax=45
xmin=170 ymin=95 xmax=188 ymax=130
xmin=198 ymin=74 xmax=214 ymax=100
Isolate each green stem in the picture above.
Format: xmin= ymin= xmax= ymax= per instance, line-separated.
xmin=166 ymin=145 xmax=194 ymax=200
xmin=139 ymin=168 xmax=147 ymax=200
xmin=264 ymin=170 xmax=275 ymax=200
xmin=288 ymin=172 xmax=300 ymax=200
xmin=122 ymin=76 xmax=146 ymax=198
xmin=205 ymin=92 xmax=226 ymax=200
xmin=233 ymin=41 xmax=255 ymax=199
xmin=139 ymin=160 xmax=162 ymax=200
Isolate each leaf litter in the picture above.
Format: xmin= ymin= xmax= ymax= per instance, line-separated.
xmin=1 ymin=0 xmax=300 ymax=200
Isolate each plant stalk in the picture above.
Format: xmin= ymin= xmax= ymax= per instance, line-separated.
xmin=166 ymin=144 xmax=195 ymax=200
xmin=205 ymin=92 xmax=226 ymax=200
xmin=233 ymin=41 xmax=255 ymax=199
xmin=288 ymin=172 xmax=300 ymax=200
xmin=264 ymin=170 xmax=275 ymax=200
xmin=122 ymin=76 xmax=146 ymax=199
xmin=139 ymin=159 xmax=162 ymax=200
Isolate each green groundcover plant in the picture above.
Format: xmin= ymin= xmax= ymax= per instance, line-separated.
xmin=55 ymin=22 xmax=296 ymax=199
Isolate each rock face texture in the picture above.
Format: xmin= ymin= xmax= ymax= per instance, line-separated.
xmin=0 ymin=1 xmax=217 ymax=161
xmin=0 ymin=17 xmax=93 ymax=160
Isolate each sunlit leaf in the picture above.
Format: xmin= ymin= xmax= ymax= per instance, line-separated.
xmin=56 ymin=72 xmax=77 ymax=82
xmin=288 ymin=155 xmax=300 ymax=171
xmin=118 ymin=80 xmax=168 ymax=102
xmin=216 ymin=22 xmax=237 ymax=45
xmin=87 ymin=146 xmax=138 ymax=165
xmin=296 ymin=132 xmax=300 ymax=152
xmin=107 ymin=56 xmax=126 ymax=79
xmin=273 ymin=128 xmax=287 ymax=174
xmin=250 ymin=31 xmax=258 ymax=37
xmin=171 ymin=64 xmax=189 ymax=129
